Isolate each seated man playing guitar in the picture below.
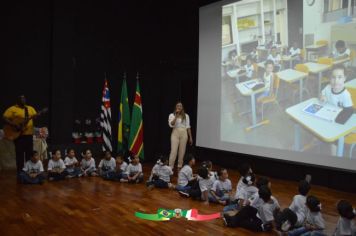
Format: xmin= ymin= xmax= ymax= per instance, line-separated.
xmin=3 ymin=95 xmax=46 ymax=174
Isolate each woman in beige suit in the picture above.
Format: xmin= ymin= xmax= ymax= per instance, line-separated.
xmin=168 ymin=102 xmax=193 ymax=170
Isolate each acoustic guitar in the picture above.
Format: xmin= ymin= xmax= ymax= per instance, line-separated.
xmin=3 ymin=107 xmax=48 ymax=141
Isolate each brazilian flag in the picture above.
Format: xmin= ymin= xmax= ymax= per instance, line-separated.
xmin=117 ymin=79 xmax=131 ymax=155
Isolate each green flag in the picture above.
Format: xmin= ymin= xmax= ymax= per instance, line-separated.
xmin=128 ymin=80 xmax=144 ymax=159
xmin=117 ymin=79 xmax=131 ymax=155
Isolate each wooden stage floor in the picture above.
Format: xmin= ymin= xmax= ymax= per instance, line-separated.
xmin=0 ymin=164 xmax=355 ymax=236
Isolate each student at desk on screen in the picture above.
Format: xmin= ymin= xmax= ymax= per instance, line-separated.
xmin=320 ymin=65 xmax=353 ymax=111
xmin=257 ymin=60 xmax=275 ymax=101
xmin=320 ymin=65 xmax=353 ymax=155
xmin=331 ymin=40 xmax=351 ymax=67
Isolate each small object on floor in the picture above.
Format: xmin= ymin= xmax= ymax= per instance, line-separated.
xmin=120 ymin=179 xmax=128 ymax=183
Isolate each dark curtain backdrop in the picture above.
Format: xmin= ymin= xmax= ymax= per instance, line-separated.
xmin=2 ymin=0 xmax=356 ymax=192
xmin=2 ymin=0 xmax=199 ymax=161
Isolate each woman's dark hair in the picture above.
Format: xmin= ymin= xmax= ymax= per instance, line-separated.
xmin=183 ymin=153 xmax=195 ymax=166
xmin=259 ymin=185 xmax=272 ymax=202
xmin=306 ymin=195 xmax=321 ymax=212
xmin=337 ymin=200 xmax=356 ymax=220
xmin=32 ymin=150 xmax=38 ymax=157
xmin=298 ymin=180 xmax=311 ymax=196
xmin=198 ymin=166 xmax=209 ymax=179
xmin=256 ymin=176 xmax=270 ymax=189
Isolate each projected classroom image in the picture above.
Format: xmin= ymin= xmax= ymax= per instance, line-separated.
xmin=220 ymin=0 xmax=356 ymax=158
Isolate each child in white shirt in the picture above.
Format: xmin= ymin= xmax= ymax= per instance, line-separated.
xmin=320 ymin=66 xmax=354 ymax=155
xmin=122 ymin=153 xmax=144 ymax=183
xmin=198 ymin=167 xmax=214 ymax=205
xmin=267 ymin=46 xmax=282 ymax=71
xmin=19 ymin=151 xmax=45 ymax=184
xmin=146 ymin=156 xmax=174 ymax=189
xmin=289 ymin=180 xmax=311 ymax=227
xmin=98 ymin=151 xmax=116 ymax=179
xmin=320 ymin=66 xmax=353 ymax=110
xmin=257 ymin=60 xmax=275 ymax=103
xmin=64 ymin=148 xmax=81 ymax=178
xmin=244 ymin=57 xmax=255 ymax=80
xmin=333 ymin=200 xmax=356 ymax=236
xmin=288 ymin=195 xmax=325 ymax=236
xmin=48 ymin=150 xmax=68 ymax=181
xmin=103 ymin=154 xmax=128 ymax=181
xmin=176 ymin=154 xmax=197 ymax=194
xmin=80 ymin=148 xmax=98 ymax=177
xmin=223 ymin=184 xmax=280 ymax=232
xmin=210 ymin=168 xmax=232 ymax=205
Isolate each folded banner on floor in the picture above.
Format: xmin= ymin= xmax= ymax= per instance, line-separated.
xmin=135 ymin=208 xmax=221 ymax=221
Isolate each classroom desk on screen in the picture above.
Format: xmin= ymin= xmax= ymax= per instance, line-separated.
xmin=236 ymin=79 xmax=269 ymax=131
xmin=286 ymin=98 xmax=356 ymax=157
xmin=333 ymin=57 xmax=351 ymax=66
xmin=227 ymin=68 xmax=246 ymax=83
xmin=303 ymin=62 xmax=331 ymax=95
xmin=305 ymin=44 xmax=327 ymax=61
xmin=277 ymin=69 xmax=308 ymax=102
xmin=282 ymin=55 xmax=299 ymax=69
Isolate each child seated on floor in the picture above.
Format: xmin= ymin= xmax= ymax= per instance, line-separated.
xmin=333 ymin=200 xmax=356 ymax=236
xmin=235 ymin=162 xmax=254 ymax=196
xmin=98 ymin=151 xmax=116 ymax=179
xmin=18 ymin=151 xmax=45 ymax=184
xmin=48 ymin=150 xmax=68 ymax=181
xmin=202 ymin=160 xmax=218 ymax=182
xmin=64 ymin=148 xmax=81 ymax=178
xmin=176 ymin=153 xmax=197 ymax=196
xmin=223 ymin=184 xmax=280 ymax=232
xmin=224 ymin=173 xmax=258 ymax=212
xmin=289 ymin=180 xmax=311 ymax=228
xmin=198 ymin=166 xmax=215 ymax=205
xmin=287 ymin=195 xmax=325 ymax=236
xmin=210 ymin=168 xmax=232 ymax=206
xmin=80 ymin=148 xmax=98 ymax=177
xmin=121 ymin=153 xmax=144 ymax=183
xmin=146 ymin=155 xmax=174 ymax=189
xmin=101 ymin=154 xmax=127 ymax=181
